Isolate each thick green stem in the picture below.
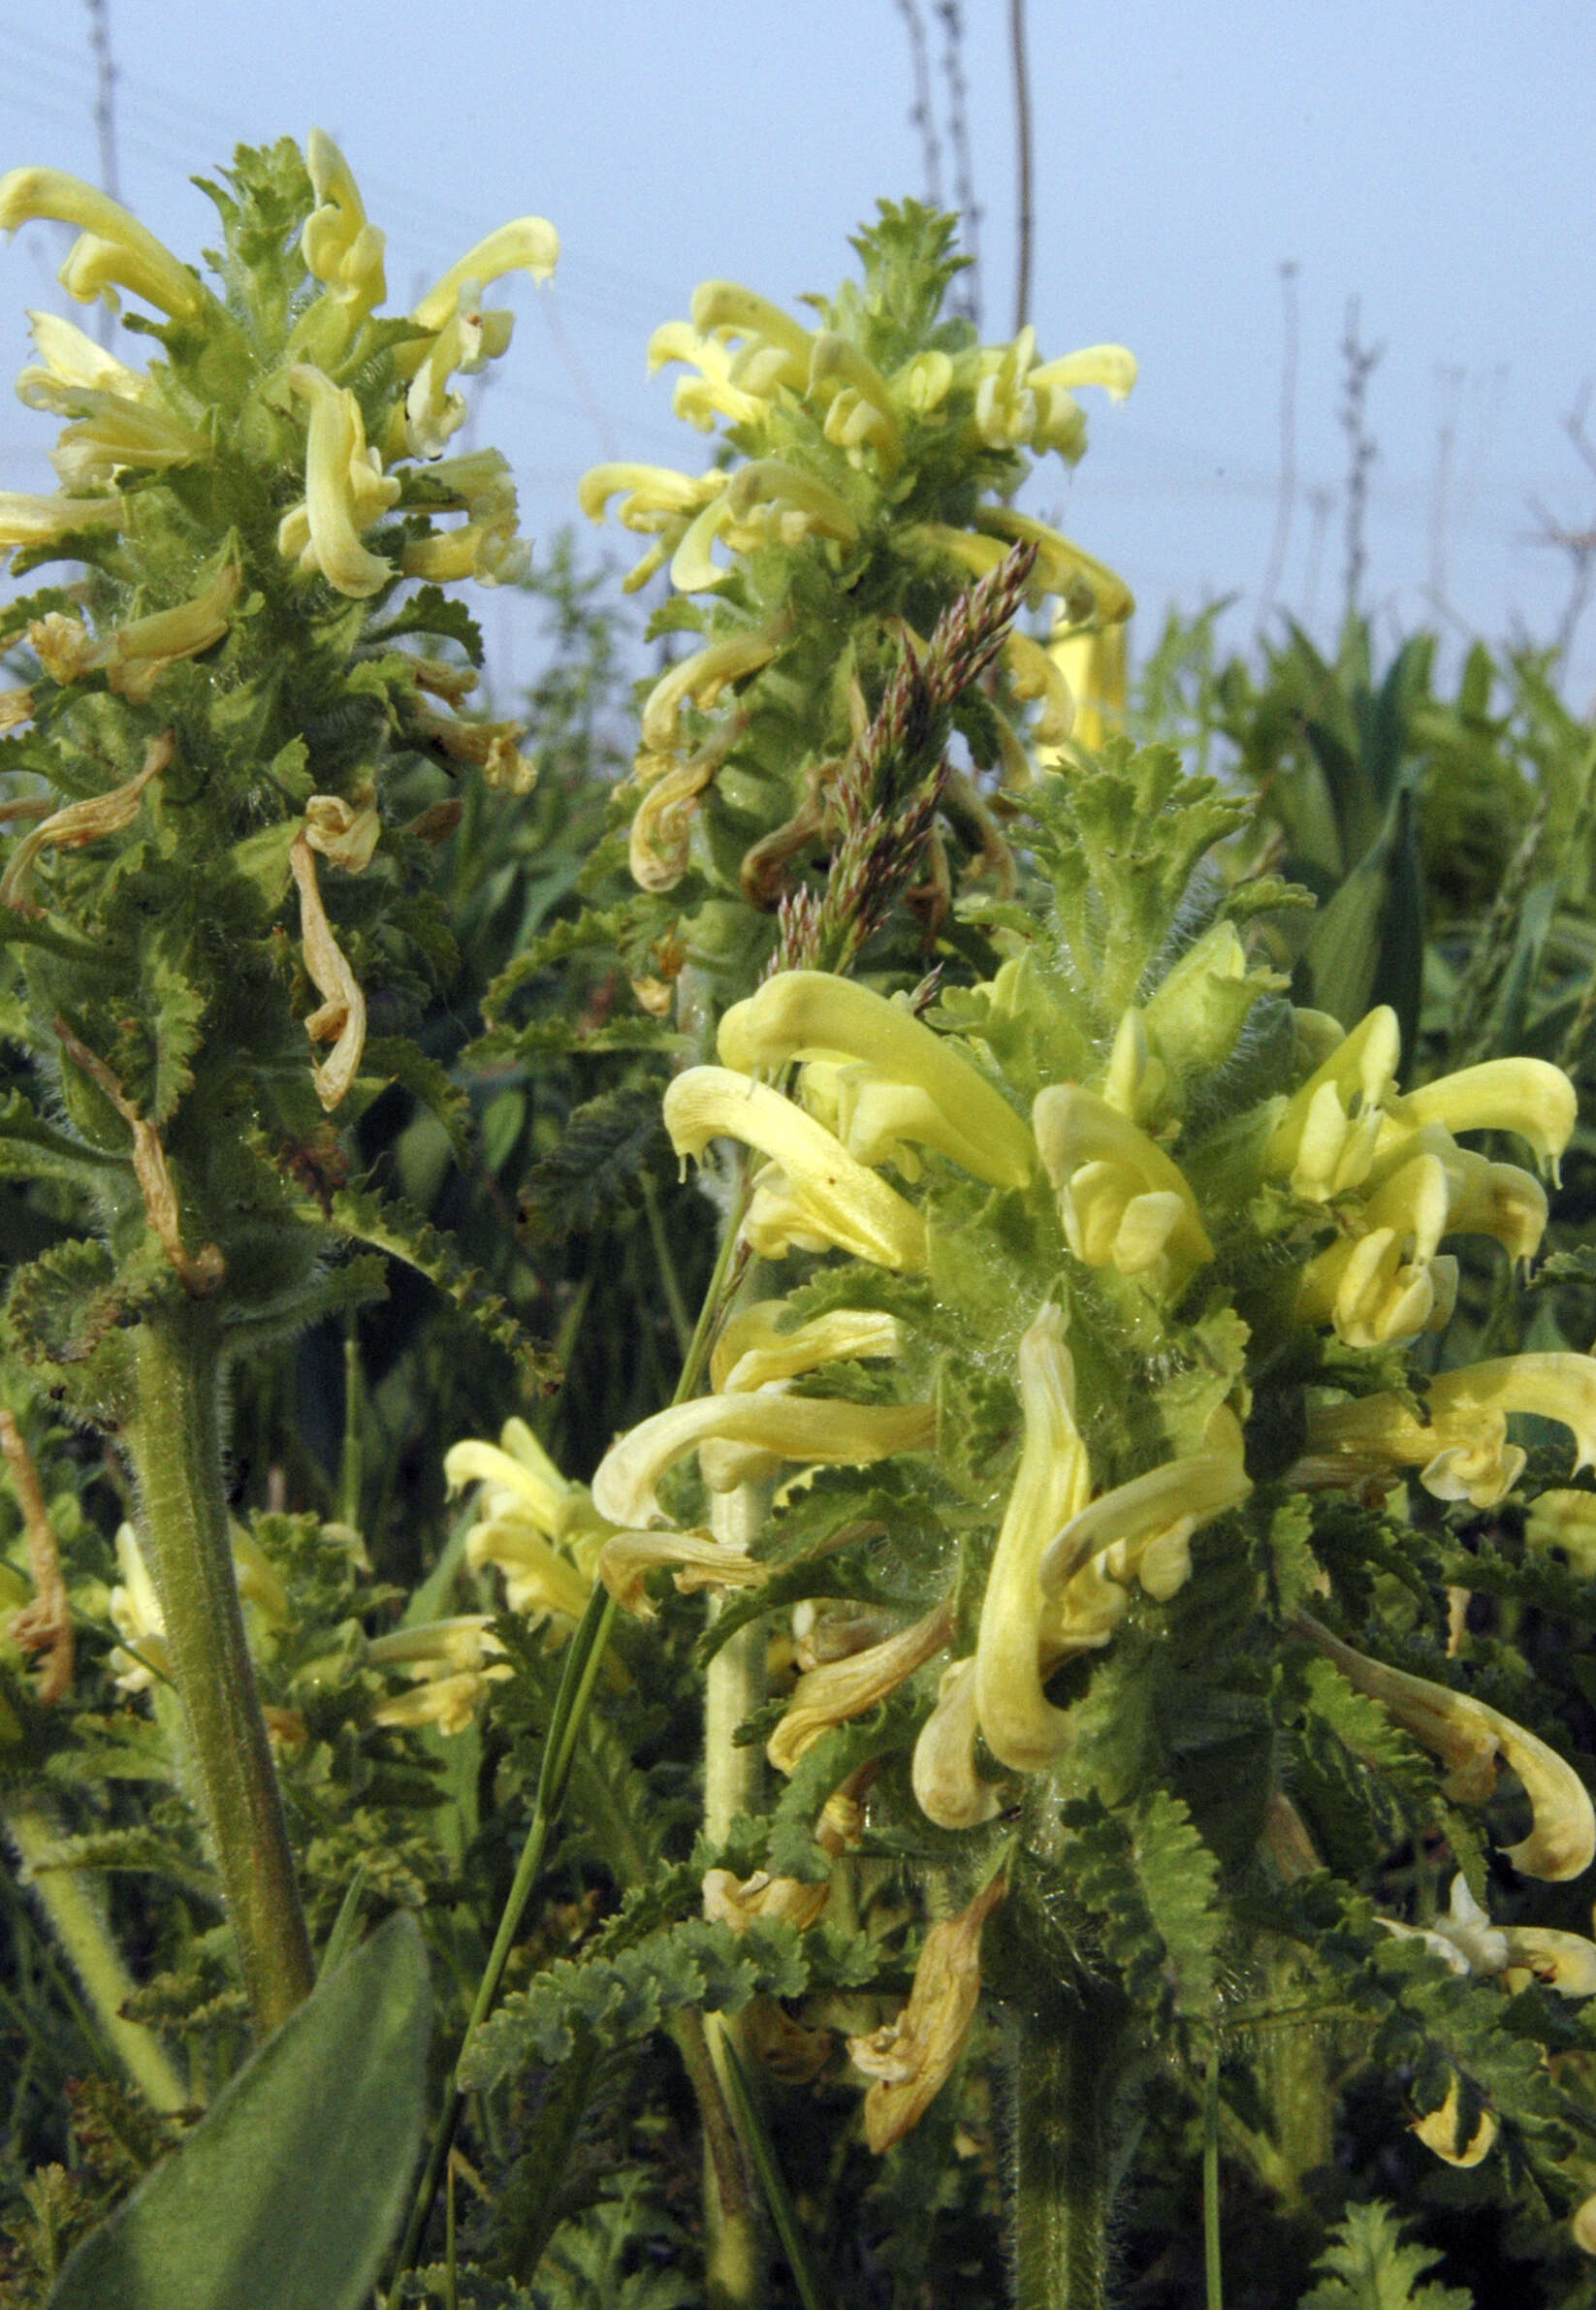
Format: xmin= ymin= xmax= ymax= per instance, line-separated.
xmin=3 ymin=1794 xmax=187 ymax=2112
xmin=1013 ymin=2001 xmax=1122 ymax=2310
xmin=128 ymin=1307 xmax=314 ymax=2036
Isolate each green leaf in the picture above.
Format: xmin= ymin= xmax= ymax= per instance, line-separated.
xmin=1297 ymin=773 xmax=1424 ymax=1057
xmin=1299 ymin=2199 xmax=1472 ymax=2310
xmin=325 ymin=1183 xmax=556 ymax=1385
xmin=458 ymin=1914 xmax=809 ymax=2092
xmin=49 ymin=1911 xmax=430 ymax=2310
xmin=520 ymin=1085 xmax=671 ymax=1239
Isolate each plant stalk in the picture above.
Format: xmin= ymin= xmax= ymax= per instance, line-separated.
xmin=1013 ymin=2000 xmax=1121 ymax=2310
xmin=3 ymin=1794 xmax=187 ymax=2111
xmin=128 ymin=1305 xmax=314 ymax=2037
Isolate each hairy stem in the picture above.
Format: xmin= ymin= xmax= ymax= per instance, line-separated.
xmin=3 ymin=1793 xmax=187 ymax=2112
xmin=1013 ymin=2000 xmax=1123 ymax=2310
xmin=128 ymin=1306 xmax=313 ymax=2036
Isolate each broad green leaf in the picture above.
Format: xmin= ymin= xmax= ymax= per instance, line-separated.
xmin=49 ymin=1912 xmax=430 ymax=2310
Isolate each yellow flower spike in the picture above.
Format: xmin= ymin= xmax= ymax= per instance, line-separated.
xmin=709 ymin=1301 xmax=905 ymax=1394
xmin=640 ymin=628 xmax=780 ymax=754
xmin=1263 ymin=1006 xmax=1402 ymax=1200
xmin=103 ymin=556 xmax=241 ymax=704
xmin=689 ymin=279 xmax=814 ymax=390
xmin=16 ymin=308 xmax=146 ymax=408
xmin=1412 ymin=2078 xmax=1497 ymax=2168
xmin=718 ymin=971 xmax=1036 ymax=1190
xmin=286 ymin=832 xmax=366 ymax=1110
xmin=597 ymin=1527 xmax=766 ymax=1619
xmin=912 ymin=1656 xmax=1004 ymax=1829
xmin=278 ymin=366 xmax=399 ymax=599
xmin=848 ymin=1873 xmax=1006 ymax=2153
xmin=301 ymin=128 xmax=387 ymax=312
xmin=0 ymin=167 xmax=203 ymax=321
xmin=663 ymin=1065 xmax=929 ymax=1271
xmin=1005 ymin=627 xmax=1074 ymax=746
xmin=1295 ymin=1151 xmax=1453 ymax=1348
xmin=768 ymin=1599 xmax=954 ymax=1774
xmin=0 ymin=491 xmax=121 ymax=558
xmin=445 ymin=1418 xmax=572 ymax=1537
xmin=1033 ymin=1083 xmax=1213 ymax=1288
xmin=1037 ymin=1447 xmax=1252 ymax=1605
xmin=49 ymin=394 xmax=205 ymax=491
xmin=1383 ymin=1055 xmax=1578 ymax=1185
xmin=410 ymin=216 xmax=559 ymax=335
xmin=591 ymin=1390 xmax=935 ymax=1530
xmin=1294 ymin=1612 xmax=1596 ymax=1880
xmin=974 ymin=1304 xmax=1092 ymax=1772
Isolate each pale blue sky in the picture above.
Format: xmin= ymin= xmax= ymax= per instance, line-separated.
xmin=1 ymin=1 xmax=1594 ymax=697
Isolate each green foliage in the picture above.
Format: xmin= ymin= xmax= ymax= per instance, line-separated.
xmin=1299 ymin=2200 xmax=1474 ymax=2310
xmin=49 ymin=1914 xmax=429 ymax=2310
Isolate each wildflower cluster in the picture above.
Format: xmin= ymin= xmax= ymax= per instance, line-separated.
xmin=590 ymin=739 xmax=1596 ymax=2201
xmin=577 ymin=203 xmax=1133 ymax=997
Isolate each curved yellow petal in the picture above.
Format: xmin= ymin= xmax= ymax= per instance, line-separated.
xmin=974 ymin=1305 xmax=1092 ymax=1772
xmin=591 ymin=1390 xmax=934 ymax=1528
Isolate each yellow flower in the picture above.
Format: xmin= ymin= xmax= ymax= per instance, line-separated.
xmin=578 ymin=461 xmax=727 ymax=591
xmin=807 ymin=333 xmax=903 ymax=465
xmin=597 ymin=1527 xmax=766 ymax=1619
xmin=278 ymin=365 xmax=400 ymax=598
xmin=16 ymin=308 xmax=147 ymax=410
xmin=645 ymin=320 xmax=766 ymax=431
xmin=367 ymin=1616 xmax=510 ymax=1735
xmin=768 ymin=1600 xmax=954 ymax=1773
xmin=287 ymin=832 xmax=366 ymax=1110
xmin=0 ymin=490 xmax=121 ymax=559
xmin=911 ymin=1656 xmax=1003 ymax=1829
xmin=590 ymin=1391 xmax=935 ymax=1530
xmin=1300 ymin=1353 xmax=1596 ymax=1511
xmin=1382 ymin=1055 xmax=1577 ymax=1184
xmin=0 ymin=167 xmax=202 ymax=320
xmin=1412 ymin=2077 xmax=1497 ymax=2168
xmin=1294 ymin=1151 xmax=1455 ymax=1349
xmin=847 ymin=1874 xmax=1006 ymax=2151
xmin=410 ymin=216 xmax=559 ymax=336
xmin=717 ymin=971 xmax=1035 ymax=1190
xmin=688 ymin=278 xmax=814 ymax=396
xmin=101 ymin=555 xmax=241 ymax=703
xmin=301 ymin=128 xmax=386 ymax=313
xmin=974 ymin=1303 xmax=1092 ymax=1772
xmin=1295 ymin=1613 xmax=1595 ymax=1881
xmin=709 ymin=1299 xmax=905 ymax=1393
xmin=1037 ymin=1422 xmax=1252 ymax=1642
xmin=1033 ymin=1082 xmax=1213 ymax=1290
xmin=1046 ymin=621 xmax=1127 ymax=755
xmin=640 ymin=628 xmax=780 ymax=754
xmin=446 ymin=1419 xmax=603 ymax=1626
xmin=48 ymin=393 xmax=205 ymax=491
xmin=1263 ymin=1006 xmax=1401 ymax=1200
xmin=663 ymin=1066 xmax=929 ymax=1271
